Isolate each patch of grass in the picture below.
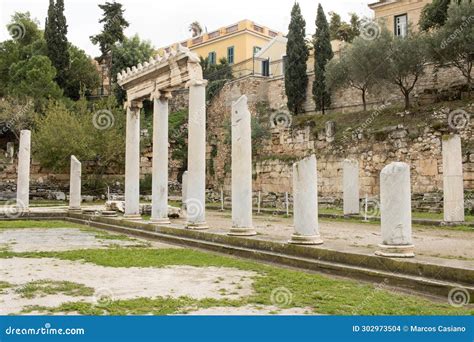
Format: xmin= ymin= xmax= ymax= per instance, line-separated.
xmin=15 ymin=280 xmax=94 ymax=299
xmin=0 ymin=220 xmax=88 ymax=229
xmin=0 ymin=281 xmax=13 ymax=294
xmin=3 ymin=248 xmax=472 ymax=315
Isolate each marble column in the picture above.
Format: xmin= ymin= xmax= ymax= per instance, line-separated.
xmin=182 ymin=171 xmax=188 ymax=210
xmin=376 ymin=162 xmax=414 ymax=258
xmin=442 ymin=135 xmax=465 ymax=223
xmin=150 ymin=92 xmax=171 ymax=224
xmin=69 ymin=155 xmax=81 ymax=211
xmin=124 ymin=101 xmax=142 ymax=219
xmin=229 ymin=95 xmax=256 ymax=236
xmin=289 ymin=154 xmax=323 ymax=245
xmin=343 ymin=159 xmax=360 ymax=215
xmin=16 ymin=130 xmax=31 ymax=211
xmin=185 ymin=79 xmax=208 ymax=229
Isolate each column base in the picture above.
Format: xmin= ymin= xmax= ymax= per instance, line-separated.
xmin=185 ymin=222 xmax=208 ymax=230
xmin=228 ymin=227 xmax=257 ymax=236
xmin=288 ymin=233 xmax=323 ymax=245
xmin=150 ymin=217 xmax=171 ymax=225
xmin=68 ymin=207 xmax=81 ymax=212
xmin=81 ymin=209 xmax=97 ymax=215
xmin=123 ymin=214 xmax=142 ymax=221
xmin=375 ymin=244 xmax=415 ymax=258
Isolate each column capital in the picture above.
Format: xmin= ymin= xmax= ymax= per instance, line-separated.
xmin=150 ymin=90 xmax=172 ymax=101
xmin=124 ymin=100 xmax=143 ymax=111
xmin=186 ymin=78 xmax=208 ymax=88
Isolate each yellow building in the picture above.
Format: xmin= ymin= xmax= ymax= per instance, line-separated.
xmin=369 ymin=0 xmax=432 ymax=36
xmin=159 ymin=19 xmax=283 ymax=77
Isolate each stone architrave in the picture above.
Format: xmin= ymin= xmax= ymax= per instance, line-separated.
xmin=124 ymin=102 xmax=142 ymax=219
xmin=16 ymin=130 xmax=31 ymax=211
xmin=150 ymin=92 xmax=171 ymax=224
xmin=69 ymin=156 xmax=82 ymax=211
xmin=343 ymin=159 xmax=360 ymax=215
xmin=229 ymin=95 xmax=256 ymax=236
xmin=442 ymin=135 xmax=465 ymax=223
xmin=289 ymin=154 xmax=323 ymax=245
xmin=376 ymin=162 xmax=414 ymax=258
xmin=185 ymin=79 xmax=208 ymax=229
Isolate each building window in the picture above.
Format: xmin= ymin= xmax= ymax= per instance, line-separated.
xmin=253 ymin=46 xmax=261 ymax=56
xmin=227 ymin=46 xmax=235 ymax=64
xmin=208 ymin=52 xmax=216 ymax=65
xmin=394 ymin=14 xmax=408 ymax=37
xmin=262 ymin=59 xmax=270 ymax=77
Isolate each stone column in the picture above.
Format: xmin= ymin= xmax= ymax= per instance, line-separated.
xmin=182 ymin=171 xmax=188 ymax=210
xmin=343 ymin=159 xmax=360 ymax=215
xmin=289 ymin=154 xmax=323 ymax=245
xmin=69 ymin=155 xmax=81 ymax=211
xmin=229 ymin=95 xmax=256 ymax=236
xmin=185 ymin=79 xmax=208 ymax=229
xmin=124 ymin=101 xmax=142 ymax=219
xmin=442 ymin=134 xmax=465 ymax=223
xmin=150 ymin=92 xmax=171 ymax=224
xmin=376 ymin=162 xmax=414 ymax=258
xmin=16 ymin=130 xmax=31 ymax=211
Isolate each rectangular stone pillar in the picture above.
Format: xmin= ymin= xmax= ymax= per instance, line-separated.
xmin=150 ymin=92 xmax=171 ymax=224
xmin=343 ymin=159 xmax=360 ymax=215
xmin=16 ymin=130 xmax=31 ymax=211
xmin=124 ymin=102 xmax=142 ymax=219
xmin=289 ymin=154 xmax=323 ymax=245
xmin=229 ymin=95 xmax=256 ymax=236
xmin=69 ymin=155 xmax=81 ymax=211
xmin=442 ymin=134 xmax=465 ymax=223
xmin=185 ymin=79 xmax=208 ymax=229
xmin=376 ymin=162 xmax=414 ymax=258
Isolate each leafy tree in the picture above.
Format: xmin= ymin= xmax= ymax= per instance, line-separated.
xmin=7 ymin=55 xmax=62 ymax=110
xmin=34 ymin=97 xmax=125 ymax=174
xmin=429 ymin=0 xmax=473 ymax=86
xmin=63 ymin=45 xmax=100 ymax=100
xmin=329 ymin=12 xmax=360 ymax=42
xmin=189 ymin=22 xmax=203 ymax=37
xmin=419 ymin=0 xmax=470 ymax=31
xmin=8 ymin=12 xmax=43 ymax=47
xmin=313 ymin=4 xmax=333 ymax=114
xmin=0 ymin=97 xmax=35 ymax=140
xmin=285 ymin=2 xmax=309 ymax=115
xmin=110 ymin=35 xmax=154 ymax=102
xmin=382 ymin=31 xmax=429 ymax=109
xmin=326 ymin=32 xmax=389 ymax=111
xmin=200 ymin=56 xmax=233 ymax=101
xmin=44 ymin=0 xmax=70 ymax=89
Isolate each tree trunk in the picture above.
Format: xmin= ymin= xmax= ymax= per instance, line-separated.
xmin=404 ymin=93 xmax=410 ymax=110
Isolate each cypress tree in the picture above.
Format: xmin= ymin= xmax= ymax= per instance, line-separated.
xmin=313 ymin=4 xmax=333 ymax=114
xmin=44 ymin=0 xmax=70 ymax=89
xmin=285 ymin=2 xmax=309 ymax=115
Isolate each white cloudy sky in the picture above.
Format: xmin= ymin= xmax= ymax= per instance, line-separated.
xmin=0 ymin=0 xmax=374 ymax=57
